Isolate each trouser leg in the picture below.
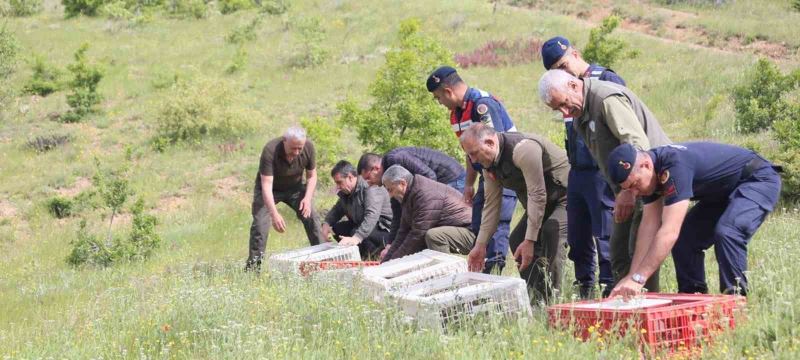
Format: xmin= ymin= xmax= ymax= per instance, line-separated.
xmin=424 ymin=226 xmax=476 ymax=255
xmin=672 ymin=202 xmax=723 ymax=294
xmin=284 ymin=188 xmax=323 ymax=245
xmin=247 ymin=204 xmax=271 ymax=270
xmin=567 ymin=181 xmax=596 ymax=292
xmin=509 ymin=205 xmax=568 ymax=303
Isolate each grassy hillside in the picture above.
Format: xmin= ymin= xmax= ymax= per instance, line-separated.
xmin=1 ymin=0 xmax=799 ymax=358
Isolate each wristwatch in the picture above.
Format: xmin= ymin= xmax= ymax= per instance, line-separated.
xmin=632 ymin=273 xmax=646 ymax=285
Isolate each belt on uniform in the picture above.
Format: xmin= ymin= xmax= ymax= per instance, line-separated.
xmin=741 ymin=157 xmax=783 ymax=180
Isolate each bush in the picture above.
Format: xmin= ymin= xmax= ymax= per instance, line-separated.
xmin=62 ymin=0 xmax=110 ymax=17
xmin=260 ymin=0 xmax=287 ymax=15
xmin=226 ymin=15 xmax=263 ymax=44
xmin=793 ymin=0 xmax=800 ymax=12
xmin=732 ymin=59 xmax=799 ymax=133
xmin=583 ymin=15 xmax=638 ymax=69
xmin=23 ymin=56 xmax=64 ymax=96
xmin=164 ymin=0 xmax=207 ymax=19
xmin=454 ymin=38 xmax=544 ymax=69
xmin=218 ymin=0 xmax=252 ymax=14
xmin=27 ymin=134 xmax=71 ymax=152
xmin=338 ymin=19 xmax=460 ymax=158
xmin=2 ymin=0 xmax=43 ymax=16
xmin=300 ymin=116 xmax=345 ymax=184
xmin=47 ymin=197 xmax=74 ymax=218
xmin=67 ymin=219 xmax=114 ymax=267
xmin=63 ymin=44 xmax=103 ymax=123
xmin=225 ymin=45 xmax=248 ymax=74
xmin=0 ymin=26 xmax=19 ymax=120
xmin=290 ymin=16 xmax=329 ymax=68
xmin=154 ymin=78 xmax=257 ymax=146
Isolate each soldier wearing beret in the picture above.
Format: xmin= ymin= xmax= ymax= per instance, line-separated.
xmin=426 ymin=66 xmax=518 ymax=274
xmin=541 ymin=36 xmax=627 ymax=298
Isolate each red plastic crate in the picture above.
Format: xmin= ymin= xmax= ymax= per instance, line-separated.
xmin=298 ymin=260 xmax=380 ymax=277
xmin=547 ymin=293 xmax=746 ymax=356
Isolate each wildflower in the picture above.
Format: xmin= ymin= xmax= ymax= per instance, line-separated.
xmin=162 ymin=323 xmax=171 ymax=332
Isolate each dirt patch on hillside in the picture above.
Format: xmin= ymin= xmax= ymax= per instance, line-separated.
xmin=511 ymin=2 xmax=793 ymax=60
xmin=0 ymin=200 xmax=17 ymax=219
xmin=157 ymin=194 xmax=187 ymax=213
xmin=57 ymin=177 xmax=92 ymax=197
xmin=214 ymin=176 xmax=248 ymax=202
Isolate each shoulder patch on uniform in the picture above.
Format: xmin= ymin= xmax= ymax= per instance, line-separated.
xmin=659 ymin=170 xmax=670 ymax=184
xmin=476 ymin=103 xmax=488 ymax=115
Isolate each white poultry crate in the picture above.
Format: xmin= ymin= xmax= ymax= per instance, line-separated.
xmin=361 ymin=250 xmax=467 ymax=301
xmin=268 ymin=242 xmax=360 ymax=275
xmin=392 ymin=272 xmax=531 ymax=332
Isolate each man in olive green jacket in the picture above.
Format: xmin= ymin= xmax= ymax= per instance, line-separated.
xmin=538 ymin=69 xmax=671 ymax=293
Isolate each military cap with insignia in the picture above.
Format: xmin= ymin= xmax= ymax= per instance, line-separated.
xmin=541 ymin=36 xmax=571 ymax=70
xmin=426 ymin=66 xmax=457 ymax=92
xmin=607 ymin=143 xmax=639 ymax=184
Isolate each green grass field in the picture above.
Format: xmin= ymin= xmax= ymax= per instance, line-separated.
xmin=1 ymin=0 xmax=799 ymax=358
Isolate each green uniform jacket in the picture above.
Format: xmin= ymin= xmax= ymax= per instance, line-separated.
xmin=574 ymin=78 xmax=671 ymax=192
xmin=479 ymin=132 xmax=569 ymax=244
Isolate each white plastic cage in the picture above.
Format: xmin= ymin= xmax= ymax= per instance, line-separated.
xmin=268 ymin=242 xmax=361 ymax=275
xmin=361 ymin=250 xmax=467 ymax=301
xmin=391 ymin=272 xmax=531 ymax=332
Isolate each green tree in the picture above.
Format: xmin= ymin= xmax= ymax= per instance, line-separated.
xmin=583 ymin=15 xmax=638 ymax=69
xmin=732 ymin=59 xmax=799 ymax=133
xmin=338 ymin=18 xmax=460 ymax=158
xmin=63 ymin=44 xmax=104 ymax=122
xmin=301 ymin=116 xmax=345 ymax=185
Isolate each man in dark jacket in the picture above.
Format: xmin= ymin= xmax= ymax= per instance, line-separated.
xmin=358 ymin=148 xmax=467 ymax=258
xmin=380 ymin=165 xmax=474 ymax=262
xmin=322 ymin=161 xmax=393 ymax=260
xmin=460 ymin=124 xmax=569 ymax=303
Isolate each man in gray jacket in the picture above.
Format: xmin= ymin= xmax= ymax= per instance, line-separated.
xmin=323 ymin=161 xmax=393 ymax=260
xmin=381 ymin=165 xmax=475 ymax=262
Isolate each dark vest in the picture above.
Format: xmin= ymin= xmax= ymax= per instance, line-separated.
xmin=574 ymin=78 xmax=671 ymax=189
xmin=487 ymin=132 xmax=569 ymax=208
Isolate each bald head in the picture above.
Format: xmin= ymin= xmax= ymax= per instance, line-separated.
xmin=459 ymin=124 xmax=500 ymax=169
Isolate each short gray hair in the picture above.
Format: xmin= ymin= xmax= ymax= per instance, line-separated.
xmin=382 ymin=165 xmax=413 ymax=186
xmin=283 ymin=126 xmax=307 ymax=141
xmin=538 ymin=69 xmax=577 ymax=105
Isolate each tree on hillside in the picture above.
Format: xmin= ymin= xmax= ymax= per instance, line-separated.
xmin=583 ymin=15 xmax=638 ymax=69
xmin=337 ymin=18 xmax=461 ymax=158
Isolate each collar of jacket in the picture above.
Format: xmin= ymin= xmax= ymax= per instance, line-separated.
xmin=574 ymin=78 xmax=592 ymax=128
xmin=487 ymin=133 xmax=506 ymax=172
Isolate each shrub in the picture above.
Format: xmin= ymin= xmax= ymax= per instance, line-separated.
xmin=0 ymin=26 xmax=18 ymax=120
xmin=338 ymin=19 xmax=460 ymax=158
xmin=225 ymin=45 xmax=248 ymax=74
xmin=218 ymin=0 xmax=252 ymax=14
xmin=23 ymin=56 xmax=64 ymax=96
xmin=154 ymin=78 xmax=257 ymax=146
xmin=164 ymin=0 xmax=207 ymax=19
xmin=62 ymin=44 xmax=103 ymax=123
xmin=3 ymin=0 xmax=43 ymax=16
xmin=732 ymin=59 xmax=798 ymax=133
xmin=260 ymin=0 xmax=287 ymax=15
xmin=67 ymin=219 xmax=114 ymax=267
xmin=583 ymin=15 xmax=638 ymax=69
xmin=226 ymin=15 xmax=263 ymax=44
xmin=291 ymin=16 xmax=328 ymax=68
xmin=62 ymin=0 xmax=110 ymax=17
xmin=793 ymin=0 xmax=800 ymax=12
xmin=47 ymin=196 xmax=74 ymax=218
xmin=27 ymin=134 xmax=71 ymax=152
xmin=0 ymin=26 xmax=18 ymax=80
xmin=300 ymin=116 xmax=345 ymax=185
